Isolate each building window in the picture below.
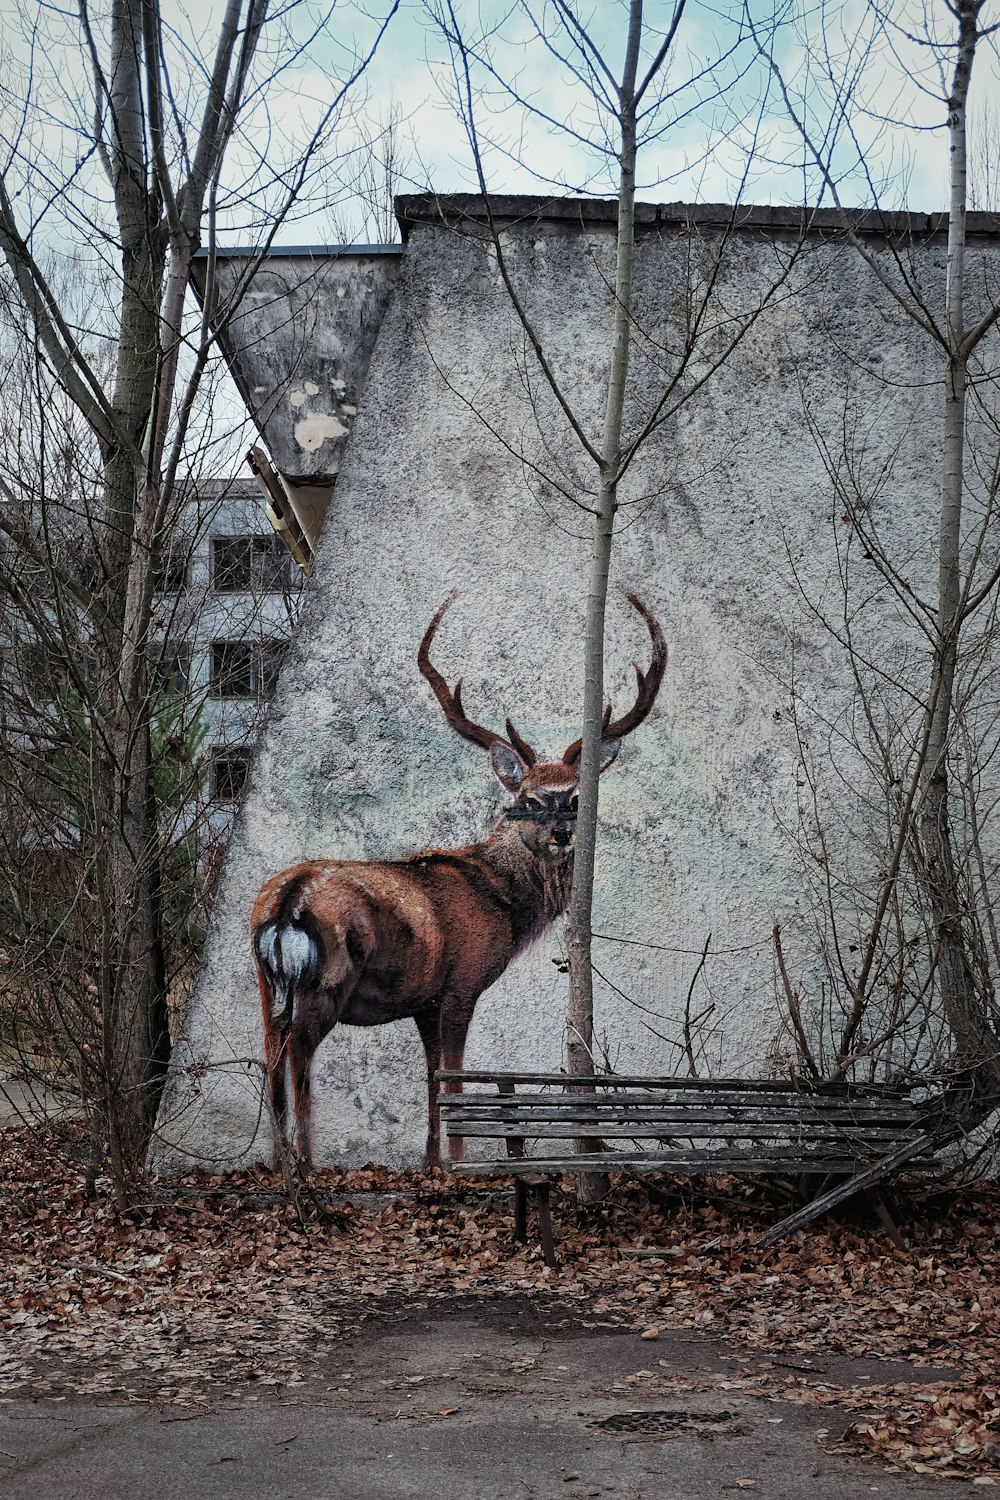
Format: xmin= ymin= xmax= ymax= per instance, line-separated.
xmin=152 ymin=546 xmax=190 ymax=595
xmin=21 ymin=741 xmax=61 ymax=812
xmin=210 ymin=749 xmax=252 ymax=802
xmin=211 ymin=534 xmax=290 ymax=593
xmin=259 ymin=641 xmax=286 ymax=699
xmin=150 ymin=643 xmax=191 ymax=695
xmin=209 ymin=639 xmax=287 ymax=699
xmin=210 ymin=641 xmax=254 ymax=698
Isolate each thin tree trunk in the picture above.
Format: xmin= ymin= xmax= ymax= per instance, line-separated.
xmin=565 ymin=0 xmax=643 ymax=1201
xmin=0 ymin=0 xmax=388 ymax=1203
xmin=919 ymin=0 xmax=1000 ymax=1136
xmin=96 ymin=0 xmax=172 ymax=1194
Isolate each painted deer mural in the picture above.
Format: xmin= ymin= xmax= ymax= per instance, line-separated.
xmin=251 ymin=590 xmax=667 ymax=1168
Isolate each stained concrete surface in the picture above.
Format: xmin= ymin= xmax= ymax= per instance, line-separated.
xmin=0 ymin=1313 xmax=970 ymax=1499
xmin=157 ymin=199 xmax=987 ymax=1174
xmin=0 ymin=1078 xmax=79 ymax=1127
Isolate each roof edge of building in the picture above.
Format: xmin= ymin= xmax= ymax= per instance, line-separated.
xmin=393 ymin=192 xmax=1000 ymax=242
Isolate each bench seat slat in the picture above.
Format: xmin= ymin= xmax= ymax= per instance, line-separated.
xmin=438 ymin=1104 xmax=919 ymax=1126
xmin=440 ymin=1093 xmax=915 ymax=1114
xmin=440 ymin=1100 xmax=918 ymax=1119
xmin=444 ymin=1134 xmax=926 ymax=1154
xmin=441 ymin=1086 xmax=915 ymax=1103
xmin=440 ymin=1122 xmax=926 ymax=1145
xmin=449 ymin=1150 xmax=930 ymax=1174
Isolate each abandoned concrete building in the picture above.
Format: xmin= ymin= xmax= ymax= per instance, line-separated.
xmin=152 ymin=478 xmax=304 ymax=834
xmin=151 ymin=195 xmax=999 ymax=1170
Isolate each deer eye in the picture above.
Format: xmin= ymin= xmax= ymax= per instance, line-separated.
xmin=569 ymin=792 xmax=579 ymax=810
xmin=524 ymin=794 xmax=547 ymax=810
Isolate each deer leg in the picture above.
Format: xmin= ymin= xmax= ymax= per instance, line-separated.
xmin=254 ymin=910 xmax=350 ymax=1174
xmin=256 ymin=966 xmax=291 ymax=1168
xmin=440 ymin=1006 xmax=474 ymax=1162
xmin=413 ymin=1008 xmax=443 ymax=1169
xmin=287 ymin=1030 xmax=316 ymax=1170
xmin=263 ymin=1024 xmax=290 ymax=1167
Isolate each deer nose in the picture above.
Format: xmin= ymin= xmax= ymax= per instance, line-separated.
xmin=551 ymin=824 xmax=572 ymax=847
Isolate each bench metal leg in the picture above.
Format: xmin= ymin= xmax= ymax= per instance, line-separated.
xmin=512 ymin=1177 xmax=557 ymax=1267
xmin=865 ymin=1186 xmax=907 ymax=1252
xmin=534 ymin=1181 xmax=557 ymax=1269
xmin=514 ymin=1178 xmax=528 ymax=1243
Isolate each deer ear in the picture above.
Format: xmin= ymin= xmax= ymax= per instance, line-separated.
xmin=599 ymin=737 xmax=622 ymax=773
xmin=489 ymin=741 xmax=527 ymax=792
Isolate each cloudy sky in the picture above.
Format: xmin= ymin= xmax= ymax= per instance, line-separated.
xmin=4 ymin=0 xmax=997 ymax=253
xmin=2 ymin=1 xmax=997 ymax=469
xmin=237 ymin=0 xmax=1000 ymax=239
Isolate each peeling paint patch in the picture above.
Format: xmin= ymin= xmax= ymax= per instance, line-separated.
xmin=253 ymin=386 xmax=267 ymax=394
xmin=341 ymin=403 xmax=358 ymax=415
xmin=331 ymin=378 xmax=347 ymax=393
xmin=290 ymin=389 xmax=307 ymax=408
xmin=304 ymin=380 xmax=320 ymax=395
xmin=294 ymin=413 xmax=348 ymax=451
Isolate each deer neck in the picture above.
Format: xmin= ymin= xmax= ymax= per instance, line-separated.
xmin=481 ymin=818 xmax=573 ymax=953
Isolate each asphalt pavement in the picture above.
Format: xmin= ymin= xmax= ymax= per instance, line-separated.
xmin=0 ymin=1311 xmax=970 ymax=1499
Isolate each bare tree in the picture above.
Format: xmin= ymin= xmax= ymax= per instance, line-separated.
xmin=757 ymin=0 xmax=1000 ymax=1139
xmin=0 ymin=0 xmax=395 ymax=1199
xmin=331 ymin=101 xmax=412 ymax=243
xmin=427 ymin=0 xmax=806 ymax=1190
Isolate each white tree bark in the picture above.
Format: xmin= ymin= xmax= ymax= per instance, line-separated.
xmin=564 ymin=0 xmax=643 ymax=1088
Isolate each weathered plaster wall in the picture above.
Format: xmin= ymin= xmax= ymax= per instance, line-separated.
xmin=192 ymin=248 xmax=403 ymax=482
xmin=153 ymin=206 xmax=1000 ymax=1171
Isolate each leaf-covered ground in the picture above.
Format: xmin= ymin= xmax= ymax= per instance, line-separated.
xmin=2 ymin=1123 xmax=998 ymax=1484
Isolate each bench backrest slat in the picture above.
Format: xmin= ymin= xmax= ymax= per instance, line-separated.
xmin=435 ymin=1070 xmax=909 ymax=1099
xmin=434 ymin=1069 xmax=927 ymax=1175
xmin=438 ymin=1101 xmax=918 ymax=1122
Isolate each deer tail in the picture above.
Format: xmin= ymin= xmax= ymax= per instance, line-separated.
xmin=253 ymin=915 xmax=324 ymax=1028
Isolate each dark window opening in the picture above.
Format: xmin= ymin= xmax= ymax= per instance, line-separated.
xmin=20 ymin=741 xmax=62 ymax=810
xmin=18 ymin=639 xmax=62 ymax=689
xmin=210 ymin=749 xmax=252 ymax=802
xmin=259 ymin=641 xmax=286 ymax=699
xmin=210 ymin=639 xmax=287 ymax=699
xmin=150 ymin=643 xmax=191 ymax=695
xmin=152 ymin=546 xmax=190 ymax=595
xmin=13 ymin=639 xmax=97 ymax=699
xmin=212 ymin=534 xmax=290 ymax=593
xmin=211 ymin=641 xmax=254 ymax=698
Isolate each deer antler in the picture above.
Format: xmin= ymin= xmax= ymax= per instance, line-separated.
xmin=562 ymin=591 xmax=667 ymax=765
xmin=505 ymin=718 xmax=537 ymax=765
xmin=418 ymin=592 xmax=537 ymax=764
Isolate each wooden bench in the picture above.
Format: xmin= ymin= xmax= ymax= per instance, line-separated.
xmin=436 ymin=1071 xmax=934 ymax=1267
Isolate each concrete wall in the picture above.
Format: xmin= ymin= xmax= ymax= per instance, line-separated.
xmin=152 ymin=202 xmax=1000 ymax=1171
xmin=192 ymin=248 xmax=403 ymax=483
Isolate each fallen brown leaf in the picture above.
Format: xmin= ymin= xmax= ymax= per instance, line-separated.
xmin=1 ymin=1120 xmax=999 ymax=1485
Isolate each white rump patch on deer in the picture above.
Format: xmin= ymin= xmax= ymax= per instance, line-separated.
xmin=255 ymin=921 xmax=317 ymax=985
xmin=277 ymin=924 xmax=317 ymax=980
